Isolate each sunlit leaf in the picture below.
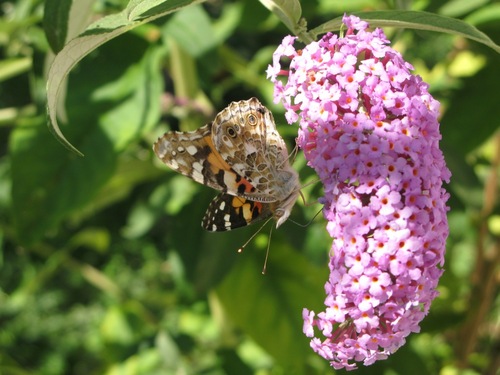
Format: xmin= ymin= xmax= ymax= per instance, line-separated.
xmin=12 ymin=33 xmax=163 ymax=245
xmin=163 ymin=4 xmax=217 ymax=57
xmin=311 ymin=10 xmax=500 ymax=53
xmin=259 ymin=0 xmax=302 ymax=35
xmin=43 ymin=0 xmax=72 ymax=52
xmin=0 ymin=57 xmax=31 ymax=81
xmin=43 ymin=0 xmax=95 ymax=53
xmin=101 ymin=306 xmax=135 ymax=344
xmin=438 ymin=0 xmax=489 ymax=18
xmin=47 ymin=0 xmax=205 ymax=155
xmin=465 ymin=3 xmax=500 ymax=26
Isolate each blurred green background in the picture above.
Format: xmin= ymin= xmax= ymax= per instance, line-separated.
xmin=0 ymin=0 xmax=499 ymax=374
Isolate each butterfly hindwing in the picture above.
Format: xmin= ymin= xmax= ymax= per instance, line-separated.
xmin=201 ymin=193 xmax=272 ymax=231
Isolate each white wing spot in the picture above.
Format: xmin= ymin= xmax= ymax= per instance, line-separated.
xmin=192 ymin=162 xmax=203 ymax=173
xmin=155 ymin=142 xmax=167 ymax=158
xmin=219 ymin=201 xmax=226 ymax=210
xmin=192 ymin=169 xmax=203 ymax=182
xmin=186 ymin=145 xmax=198 ymax=155
xmin=191 ymin=162 xmax=204 ymax=181
xmin=169 ymin=159 xmax=179 ymax=169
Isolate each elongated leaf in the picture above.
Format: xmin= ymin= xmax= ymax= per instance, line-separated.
xmin=0 ymin=57 xmax=31 ymax=81
xmin=13 ymin=33 xmax=163 ymax=246
xmin=311 ymin=10 xmax=500 ymax=53
xmin=43 ymin=0 xmax=72 ymax=52
xmin=465 ymin=3 xmax=500 ymax=26
xmin=259 ymin=0 xmax=302 ymax=35
xmin=438 ymin=0 xmax=488 ymax=18
xmin=47 ymin=0 xmax=205 ymax=155
xmin=43 ymin=0 xmax=95 ymax=53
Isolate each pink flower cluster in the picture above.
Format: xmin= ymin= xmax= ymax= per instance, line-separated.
xmin=267 ymin=15 xmax=451 ymax=370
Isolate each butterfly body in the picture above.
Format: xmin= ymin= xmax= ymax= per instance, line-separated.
xmin=154 ymin=98 xmax=299 ymax=231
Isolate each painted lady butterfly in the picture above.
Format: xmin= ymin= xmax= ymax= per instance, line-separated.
xmin=153 ymin=98 xmax=300 ymax=231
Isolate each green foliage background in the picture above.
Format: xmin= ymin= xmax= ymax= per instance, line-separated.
xmin=1 ymin=0 xmax=499 ymax=374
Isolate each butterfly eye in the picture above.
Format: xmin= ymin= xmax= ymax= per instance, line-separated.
xmin=247 ymin=114 xmax=258 ymax=126
xmin=227 ymin=126 xmax=238 ymax=138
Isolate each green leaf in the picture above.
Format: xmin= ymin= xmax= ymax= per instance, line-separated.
xmin=95 ymin=46 xmax=165 ymax=150
xmin=310 ymin=10 xmax=500 ymax=54
xmin=46 ymin=0 xmax=205 ymax=155
xmin=440 ymin=63 xmax=500 ymax=211
xmin=0 ymin=57 xmax=31 ymax=82
xmin=258 ymin=0 xmax=303 ymax=35
xmin=465 ymin=4 xmax=500 ymax=26
xmin=216 ymin=243 xmax=328 ymax=370
xmin=438 ymin=0 xmax=489 ymax=18
xmin=163 ymin=4 xmax=217 ymax=58
xmin=44 ymin=0 xmax=96 ymax=53
xmin=127 ymin=0 xmax=202 ymax=20
xmin=12 ymin=33 xmax=163 ymax=245
xmin=43 ymin=0 xmax=72 ymax=52
xmin=212 ymin=2 xmax=244 ymax=44
xmin=441 ymin=63 xmax=500 ymax=154
xmin=68 ymin=227 xmax=110 ymax=253
xmin=10 ymin=120 xmax=117 ymax=246
xmin=73 ymin=155 xmax=162 ymax=224
xmin=101 ymin=306 xmax=135 ymax=344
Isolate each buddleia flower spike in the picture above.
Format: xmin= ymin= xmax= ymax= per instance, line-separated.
xmin=268 ymin=14 xmax=451 ymax=370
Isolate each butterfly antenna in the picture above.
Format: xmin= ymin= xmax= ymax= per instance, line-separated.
xmin=262 ymin=225 xmax=273 ymax=275
xmin=298 ymin=188 xmax=320 ymax=207
xmin=300 ymin=189 xmax=306 ymax=205
xmin=288 ymin=207 xmax=323 ymax=228
xmin=289 ymin=142 xmax=299 ymax=164
xmin=237 ymin=216 xmax=273 ymax=253
xmin=300 ymin=177 xmax=322 ymax=192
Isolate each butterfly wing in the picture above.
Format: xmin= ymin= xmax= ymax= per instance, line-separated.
xmin=153 ymin=99 xmax=301 ymax=230
xmin=211 ymin=98 xmax=298 ymax=202
xmin=201 ymin=193 xmax=273 ymax=231
xmin=154 ymin=123 xmax=258 ymax=196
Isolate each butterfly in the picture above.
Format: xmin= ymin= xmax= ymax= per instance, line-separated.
xmin=153 ymin=98 xmax=300 ymax=231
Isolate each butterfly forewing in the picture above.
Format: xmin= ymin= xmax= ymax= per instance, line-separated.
xmin=154 ymin=123 xmax=256 ymax=196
